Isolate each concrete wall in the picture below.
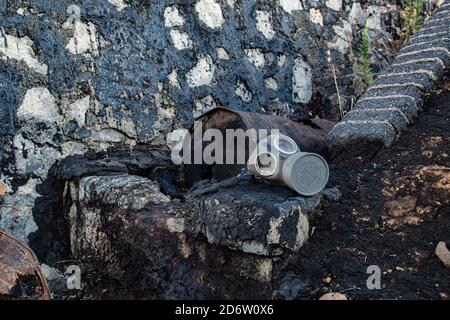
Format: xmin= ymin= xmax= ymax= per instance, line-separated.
xmin=0 ymin=0 xmax=438 ymax=248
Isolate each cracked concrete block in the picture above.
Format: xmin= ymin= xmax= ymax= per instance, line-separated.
xmin=394 ymin=49 xmax=450 ymax=67
xmin=400 ymin=40 xmax=450 ymax=55
xmin=188 ymin=185 xmax=309 ymax=256
xmin=382 ymin=62 xmax=445 ymax=80
xmin=356 ymin=97 xmax=419 ymax=121
xmin=372 ymin=72 xmax=436 ymax=91
xmin=360 ymin=86 xmax=424 ymax=106
xmin=327 ymin=120 xmax=396 ymax=148
xmin=420 ymin=19 xmax=450 ymax=30
xmin=344 ymin=109 xmax=409 ymax=132
xmin=79 ymin=175 xmax=170 ymax=210
xmin=410 ymin=29 xmax=450 ymax=45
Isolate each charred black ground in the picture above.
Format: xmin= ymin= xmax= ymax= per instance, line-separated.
xmin=283 ymin=82 xmax=450 ymax=300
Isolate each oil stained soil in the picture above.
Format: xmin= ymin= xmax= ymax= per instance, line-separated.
xmin=286 ymin=82 xmax=450 ymax=300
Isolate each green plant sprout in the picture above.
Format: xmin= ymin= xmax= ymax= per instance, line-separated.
xmin=359 ymin=21 xmax=374 ymax=85
xmin=404 ymin=0 xmax=426 ymax=37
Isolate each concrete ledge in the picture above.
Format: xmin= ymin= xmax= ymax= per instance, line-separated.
xmin=327 ymin=120 xmax=396 ymax=147
xmin=326 ymin=1 xmax=450 ymax=158
xmin=356 ymin=97 xmax=419 ymax=121
xmin=344 ymin=109 xmax=409 ymax=132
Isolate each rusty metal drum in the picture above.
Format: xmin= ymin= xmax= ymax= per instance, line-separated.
xmin=0 ymin=230 xmax=51 ymax=300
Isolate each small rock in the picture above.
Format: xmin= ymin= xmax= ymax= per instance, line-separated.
xmin=435 ymin=242 xmax=450 ymax=269
xmin=323 ymin=276 xmax=332 ymax=284
xmin=294 ymin=194 xmax=322 ymax=213
xmin=41 ymin=264 xmax=64 ymax=282
xmin=278 ymin=272 xmax=308 ymax=300
xmin=321 ymin=187 xmax=342 ymax=202
xmin=319 ymin=292 xmax=347 ymax=300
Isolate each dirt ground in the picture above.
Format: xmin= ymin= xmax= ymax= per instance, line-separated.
xmin=61 ymin=81 xmax=450 ymax=301
xmin=287 ymin=81 xmax=450 ymax=300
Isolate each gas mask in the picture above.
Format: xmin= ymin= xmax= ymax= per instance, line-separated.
xmin=247 ymin=134 xmax=329 ymax=196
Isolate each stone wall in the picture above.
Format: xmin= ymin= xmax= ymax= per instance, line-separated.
xmin=0 ymin=0 xmax=440 ymax=259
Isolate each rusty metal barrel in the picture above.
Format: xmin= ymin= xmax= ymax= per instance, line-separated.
xmin=0 ymin=230 xmax=51 ymax=300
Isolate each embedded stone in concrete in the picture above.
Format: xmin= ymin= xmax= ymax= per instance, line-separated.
xmin=292 ymin=58 xmax=313 ymax=104
xmin=244 ymin=48 xmax=266 ymax=69
xmin=255 ymin=11 xmax=276 ymax=40
xmin=344 ymin=109 xmax=409 ymax=132
xmin=170 ymin=29 xmax=193 ymax=50
xmin=235 ymin=79 xmax=253 ymax=102
xmin=279 ymin=0 xmax=303 ymax=14
xmin=265 ymin=77 xmax=278 ymax=90
xmin=0 ymin=179 xmax=40 ymax=242
xmin=309 ymin=9 xmax=324 ymax=26
xmin=327 ymin=120 xmax=396 ymax=148
xmin=63 ymin=8 xmax=99 ymax=56
xmin=64 ymin=96 xmax=90 ymax=127
xmin=325 ymin=0 xmax=342 ymax=12
xmin=164 ymin=6 xmax=185 ymax=28
xmin=168 ymin=69 xmax=181 ymax=89
xmin=193 ymin=94 xmax=219 ymax=117
xmin=0 ymin=34 xmax=48 ymax=75
xmin=186 ymin=55 xmax=215 ymax=88
xmin=216 ymin=47 xmax=230 ymax=60
xmin=195 ymin=0 xmax=225 ymax=29
xmin=108 ymin=0 xmax=128 ymax=11
xmin=17 ymin=87 xmax=59 ymax=124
